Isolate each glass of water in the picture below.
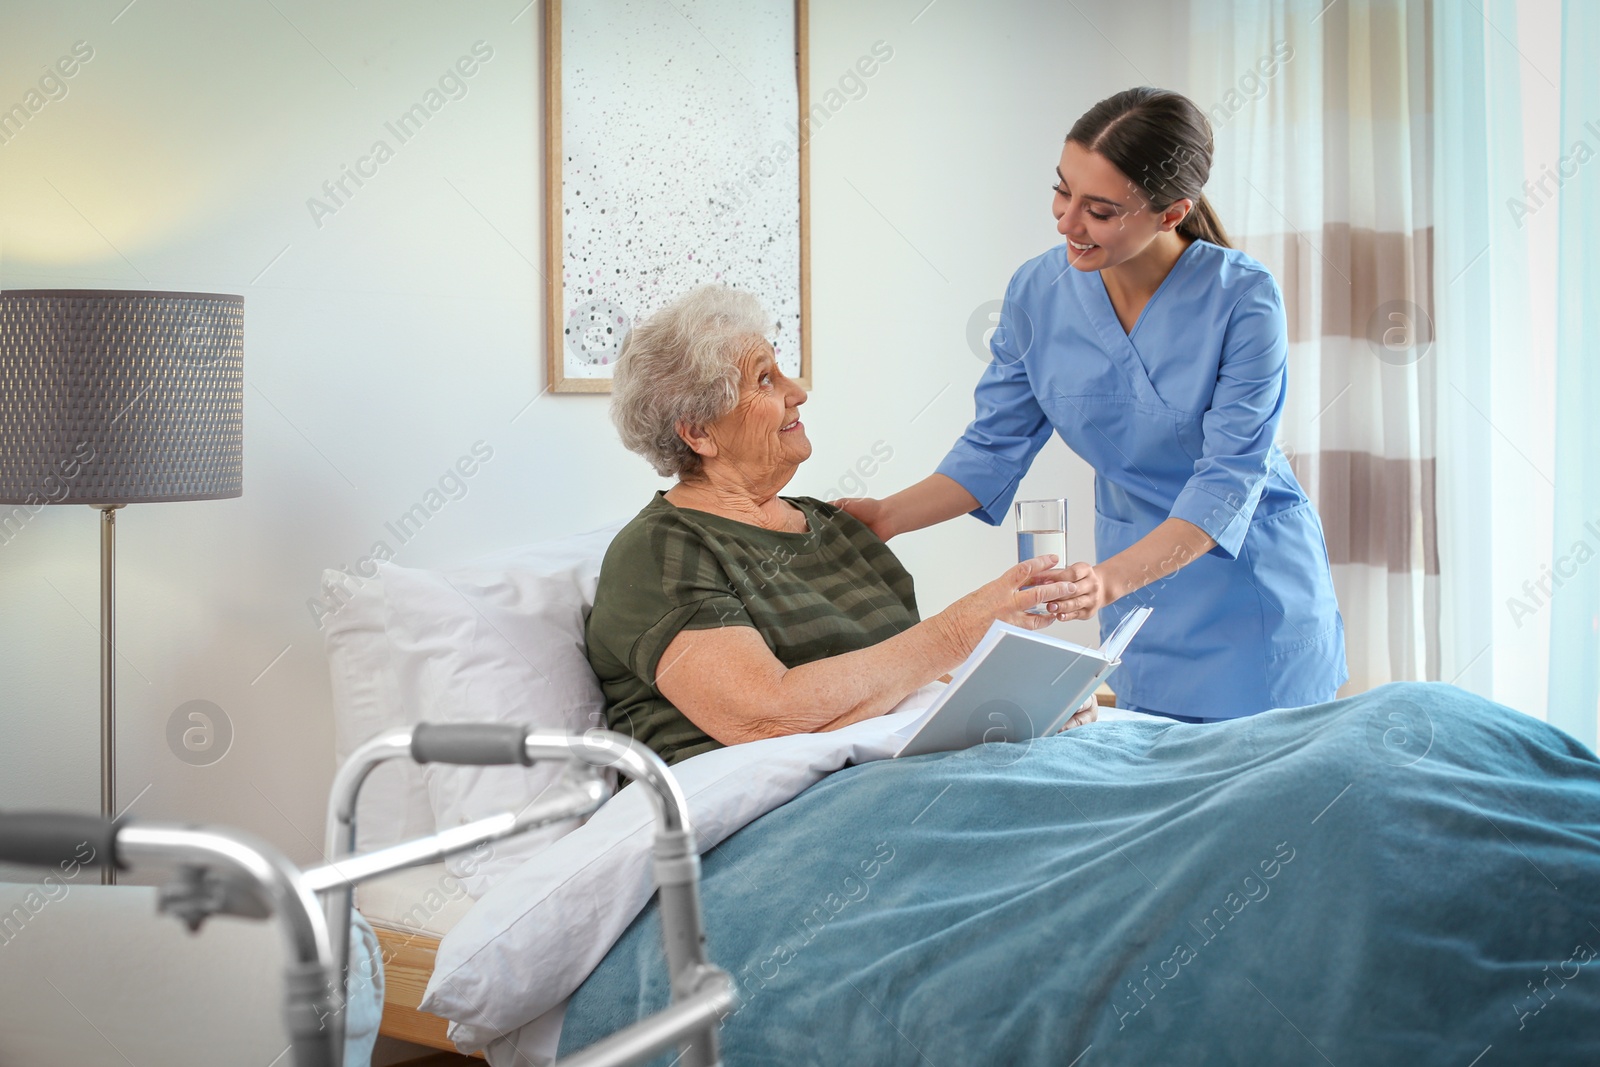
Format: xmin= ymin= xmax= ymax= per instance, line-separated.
xmin=1014 ymin=498 xmax=1067 ymax=616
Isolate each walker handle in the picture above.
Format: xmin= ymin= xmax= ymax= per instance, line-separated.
xmin=409 ymin=723 xmax=532 ymax=766
xmin=0 ymin=812 xmax=121 ymax=870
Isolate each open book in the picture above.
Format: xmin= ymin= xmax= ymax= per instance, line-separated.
xmin=894 ymin=607 xmax=1151 ymax=758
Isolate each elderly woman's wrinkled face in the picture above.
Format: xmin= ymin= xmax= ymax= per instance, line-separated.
xmin=698 ymin=338 xmax=809 ymax=480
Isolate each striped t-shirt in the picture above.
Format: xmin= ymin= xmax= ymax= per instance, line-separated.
xmin=584 ymin=492 xmax=920 ymax=766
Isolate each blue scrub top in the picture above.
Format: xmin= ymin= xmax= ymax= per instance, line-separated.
xmin=937 ymin=239 xmax=1347 ymax=719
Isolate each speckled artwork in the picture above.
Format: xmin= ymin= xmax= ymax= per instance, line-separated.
xmin=556 ymin=0 xmax=803 ymax=386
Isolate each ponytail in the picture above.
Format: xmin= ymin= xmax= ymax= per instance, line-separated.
xmin=1179 ymin=193 xmax=1231 ymax=249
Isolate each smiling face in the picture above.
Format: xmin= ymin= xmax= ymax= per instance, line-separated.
xmin=684 ymin=337 xmax=810 ymax=489
xmin=1052 ymin=140 xmax=1191 ymax=271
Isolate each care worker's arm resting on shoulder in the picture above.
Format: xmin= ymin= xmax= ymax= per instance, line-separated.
xmin=838 ymin=474 xmax=978 ymax=542
xmin=654 ymin=557 xmax=1074 ymax=745
xmin=1051 ymin=517 xmax=1217 ymax=621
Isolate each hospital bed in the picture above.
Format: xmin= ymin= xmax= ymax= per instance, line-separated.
xmin=353 ymin=722 xmax=1129 ymax=1058
xmin=324 ymin=520 xmax=1600 ymax=1065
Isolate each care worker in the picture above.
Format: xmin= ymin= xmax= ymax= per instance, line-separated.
xmin=843 ymin=87 xmax=1346 ymax=723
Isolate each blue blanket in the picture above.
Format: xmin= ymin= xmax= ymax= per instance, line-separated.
xmin=559 ymin=683 xmax=1600 ymax=1064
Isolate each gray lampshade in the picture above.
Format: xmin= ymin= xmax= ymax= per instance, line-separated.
xmin=0 ymin=289 xmax=244 ymax=505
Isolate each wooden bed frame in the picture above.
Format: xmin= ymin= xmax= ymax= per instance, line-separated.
xmin=374 ymin=925 xmax=483 ymax=1058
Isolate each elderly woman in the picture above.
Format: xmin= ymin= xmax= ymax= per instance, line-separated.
xmin=586 ymin=285 xmax=1092 ymax=766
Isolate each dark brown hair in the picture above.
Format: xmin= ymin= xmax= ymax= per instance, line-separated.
xmin=1066 ymin=87 xmax=1231 ymax=249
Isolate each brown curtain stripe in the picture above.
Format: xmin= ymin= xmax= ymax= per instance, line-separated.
xmin=1243 ymin=226 xmax=1435 ymax=346
xmin=1290 ymin=450 xmax=1440 ymax=576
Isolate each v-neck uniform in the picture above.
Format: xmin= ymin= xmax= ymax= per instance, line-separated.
xmin=1080 ymin=239 xmax=1204 ymax=414
xmin=935 ymin=239 xmax=1346 ymax=720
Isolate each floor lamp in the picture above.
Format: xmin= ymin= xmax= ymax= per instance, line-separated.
xmin=0 ymin=290 xmax=243 ymax=884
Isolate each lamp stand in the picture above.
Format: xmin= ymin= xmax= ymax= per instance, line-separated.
xmin=99 ymin=504 xmax=122 ymax=885
xmin=2 ymin=290 xmax=245 ymax=886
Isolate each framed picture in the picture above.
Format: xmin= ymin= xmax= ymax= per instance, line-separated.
xmin=544 ymin=0 xmax=811 ymax=393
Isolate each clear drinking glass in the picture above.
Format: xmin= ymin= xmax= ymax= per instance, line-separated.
xmin=1014 ymin=498 xmax=1068 ymax=616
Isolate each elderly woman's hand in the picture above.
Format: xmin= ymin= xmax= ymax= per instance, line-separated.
xmin=932 ymin=555 xmax=1075 ymax=655
xmin=1058 ymin=696 xmax=1099 ymax=731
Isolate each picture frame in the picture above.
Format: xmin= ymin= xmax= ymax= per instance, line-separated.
xmin=543 ymin=0 xmax=812 ymax=393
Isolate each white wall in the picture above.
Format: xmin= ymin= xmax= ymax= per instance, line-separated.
xmin=0 ymin=883 xmax=289 ymax=1065
xmin=0 ymin=1 xmax=1185 ymax=877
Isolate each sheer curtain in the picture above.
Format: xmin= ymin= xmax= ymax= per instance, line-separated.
xmin=1192 ymin=0 xmax=1593 ymax=745
xmin=1188 ymin=0 xmax=1436 ymax=696
xmin=1432 ymin=0 xmax=1547 ymax=715
xmin=1548 ymin=0 xmax=1599 ymax=747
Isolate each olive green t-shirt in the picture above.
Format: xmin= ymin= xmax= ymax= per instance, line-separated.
xmin=584 ymin=493 xmax=920 ymax=766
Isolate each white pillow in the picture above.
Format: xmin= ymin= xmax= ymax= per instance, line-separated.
xmin=379 ymin=521 xmax=628 ymax=899
xmin=322 ymin=572 xmax=436 ymax=855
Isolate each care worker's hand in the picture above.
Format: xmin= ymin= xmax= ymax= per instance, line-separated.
xmin=933 ymin=555 xmax=1073 ymax=654
xmin=833 ymin=496 xmax=893 ymax=541
xmin=1047 ymin=561 xmax=1116 ymax=622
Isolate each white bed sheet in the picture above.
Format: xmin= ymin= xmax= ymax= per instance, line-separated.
xmin=357 ymin=861 xmax=477 ymax=939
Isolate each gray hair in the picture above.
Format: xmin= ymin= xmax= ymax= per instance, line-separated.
xmin=610 ymin=285 xmax=773 ymax=479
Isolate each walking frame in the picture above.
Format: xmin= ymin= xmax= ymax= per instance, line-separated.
xmin=0 ymin=723 xmax=737 ymax=1067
